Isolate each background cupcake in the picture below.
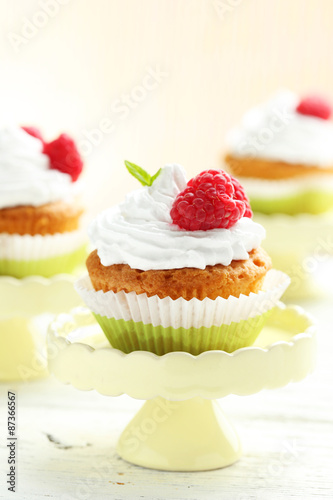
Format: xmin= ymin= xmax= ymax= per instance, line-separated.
xmin=0 ymin=126 xmax=86 ymax=278
xmin=76 ymin=162 xmax=289 ymax=355
xmin=224 ymin=90 xmax=333 ymax=297
xmin=224 ymin=89 xmax=333 ymax=216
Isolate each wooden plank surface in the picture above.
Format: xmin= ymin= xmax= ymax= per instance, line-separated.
xmin=0 ymin=296 xmax=332 ymax=500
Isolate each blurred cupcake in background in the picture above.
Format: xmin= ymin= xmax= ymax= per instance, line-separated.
xmin=225 ymin=90 xmax=333 ymax=215
xmin=0 ymin=126 xmax=86 ymax=278
xmin=224 ymin=90 xmax=333 ymax=297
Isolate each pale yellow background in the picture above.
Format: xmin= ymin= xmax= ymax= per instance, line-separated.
xmin=0 ymin=0 xmax=332 ymax=216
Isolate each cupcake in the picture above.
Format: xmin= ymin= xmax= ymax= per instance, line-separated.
xmin=0 ymin=126 xmax=86 ymax=278
xmin=225 ymin=90 xmax=333 ymax=215
xmin=76 ymin=162 xmax=289 ymax=355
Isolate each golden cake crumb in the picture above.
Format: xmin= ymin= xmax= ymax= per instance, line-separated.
xmin=0 ymin=200 xmax=83 ymax=236
xmin=86 ymin=247 xmax=272 ymax=300
xmin=225 ymin=153 xmax=333 ymax=180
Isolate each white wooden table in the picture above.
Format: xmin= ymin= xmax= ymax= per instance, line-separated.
xmin=0 ymin=296 xmax=332 ymax=500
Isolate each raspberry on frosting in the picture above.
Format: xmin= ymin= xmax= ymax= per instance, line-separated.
xmin=21 ymin=126 xmax=44 ymax=144
xmin=296 ymin=95 xmax=332 ymax=120
xmin=188 ymin=169 xmax=234 ymax=197
xmin=43 ymin=133 xmax=83 ymax=182
xmin=170 ymin=169 xmax=251 ymax=231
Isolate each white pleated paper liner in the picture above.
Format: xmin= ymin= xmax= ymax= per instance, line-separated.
xmin=0 ymin=230 xmax=86 ymax=259
xmin=75 ymin=269 xmax=290 ymax=355
xmin=0 ymin=230 xmax=87 ymax=278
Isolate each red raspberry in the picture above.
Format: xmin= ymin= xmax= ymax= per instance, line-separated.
xmin=170 ymin=169 xmax=247 ymax=231
xmin=21 ymin=126 xmax=44 ymax=143
xmin=43 ymin=133 xmax=83 ymax=182
xmin=188 ymin=169 xmax=234 ymax=197
xmin=229 ymin=175 xmax=252 ymax=218
xmin=296 ymin=95 xmax=331 ymax=120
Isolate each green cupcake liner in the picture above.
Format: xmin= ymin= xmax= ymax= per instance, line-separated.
xmin=250 ymin=190 xmax=333 ymax=215
xmin=0 ymin=245 xmax=87 ymax=278
xmin=93 ymin=311 xmax=272 ymax=355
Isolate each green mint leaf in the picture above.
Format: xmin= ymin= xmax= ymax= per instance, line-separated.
xmin=124 ymin=160 xmax=161 ymax=186
xmin=151 ymin=168 xmax=161 ymax=184
xmin=124 ymin=160 xmax=151 ymax=186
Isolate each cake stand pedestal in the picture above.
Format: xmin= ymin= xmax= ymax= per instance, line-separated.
xmin=47 ymin=303 xmax=316 ymax=472
xmin=117 ymin=397 xmax=241 ymax=470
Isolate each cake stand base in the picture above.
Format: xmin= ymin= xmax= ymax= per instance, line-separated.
xmin=48 ymin=303 xmax=316 ymax=472
xmin=117 ymin=397 xmax=242 ymax=471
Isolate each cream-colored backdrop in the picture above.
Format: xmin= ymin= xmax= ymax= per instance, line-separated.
xmin=1 ymin=0 xmax=332 ymax=215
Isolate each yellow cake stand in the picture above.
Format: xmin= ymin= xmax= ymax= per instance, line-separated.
xmin=254 ymin=211 xmax=333 ymax=299
xmin=0 ymin=275 xmax=83 ymax=382
xmin=47 ymin=303 xmax=316 ymax=472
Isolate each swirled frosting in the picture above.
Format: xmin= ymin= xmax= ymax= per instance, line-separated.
xmin=227 ymin=90 xmax=333 ymax=167
xmin=89 ymin=164 xmax=265 ymax=270
xmin=0 ymin=126 xmax=76 ymax=209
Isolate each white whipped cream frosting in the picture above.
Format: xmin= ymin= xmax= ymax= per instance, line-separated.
xmin=0 ymin=126 xmax=76 ymax=209
xmin=89 ymin=164 xmax=265 ymax=270
xmin=227 ymin=90 xmax=333 ymax=167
